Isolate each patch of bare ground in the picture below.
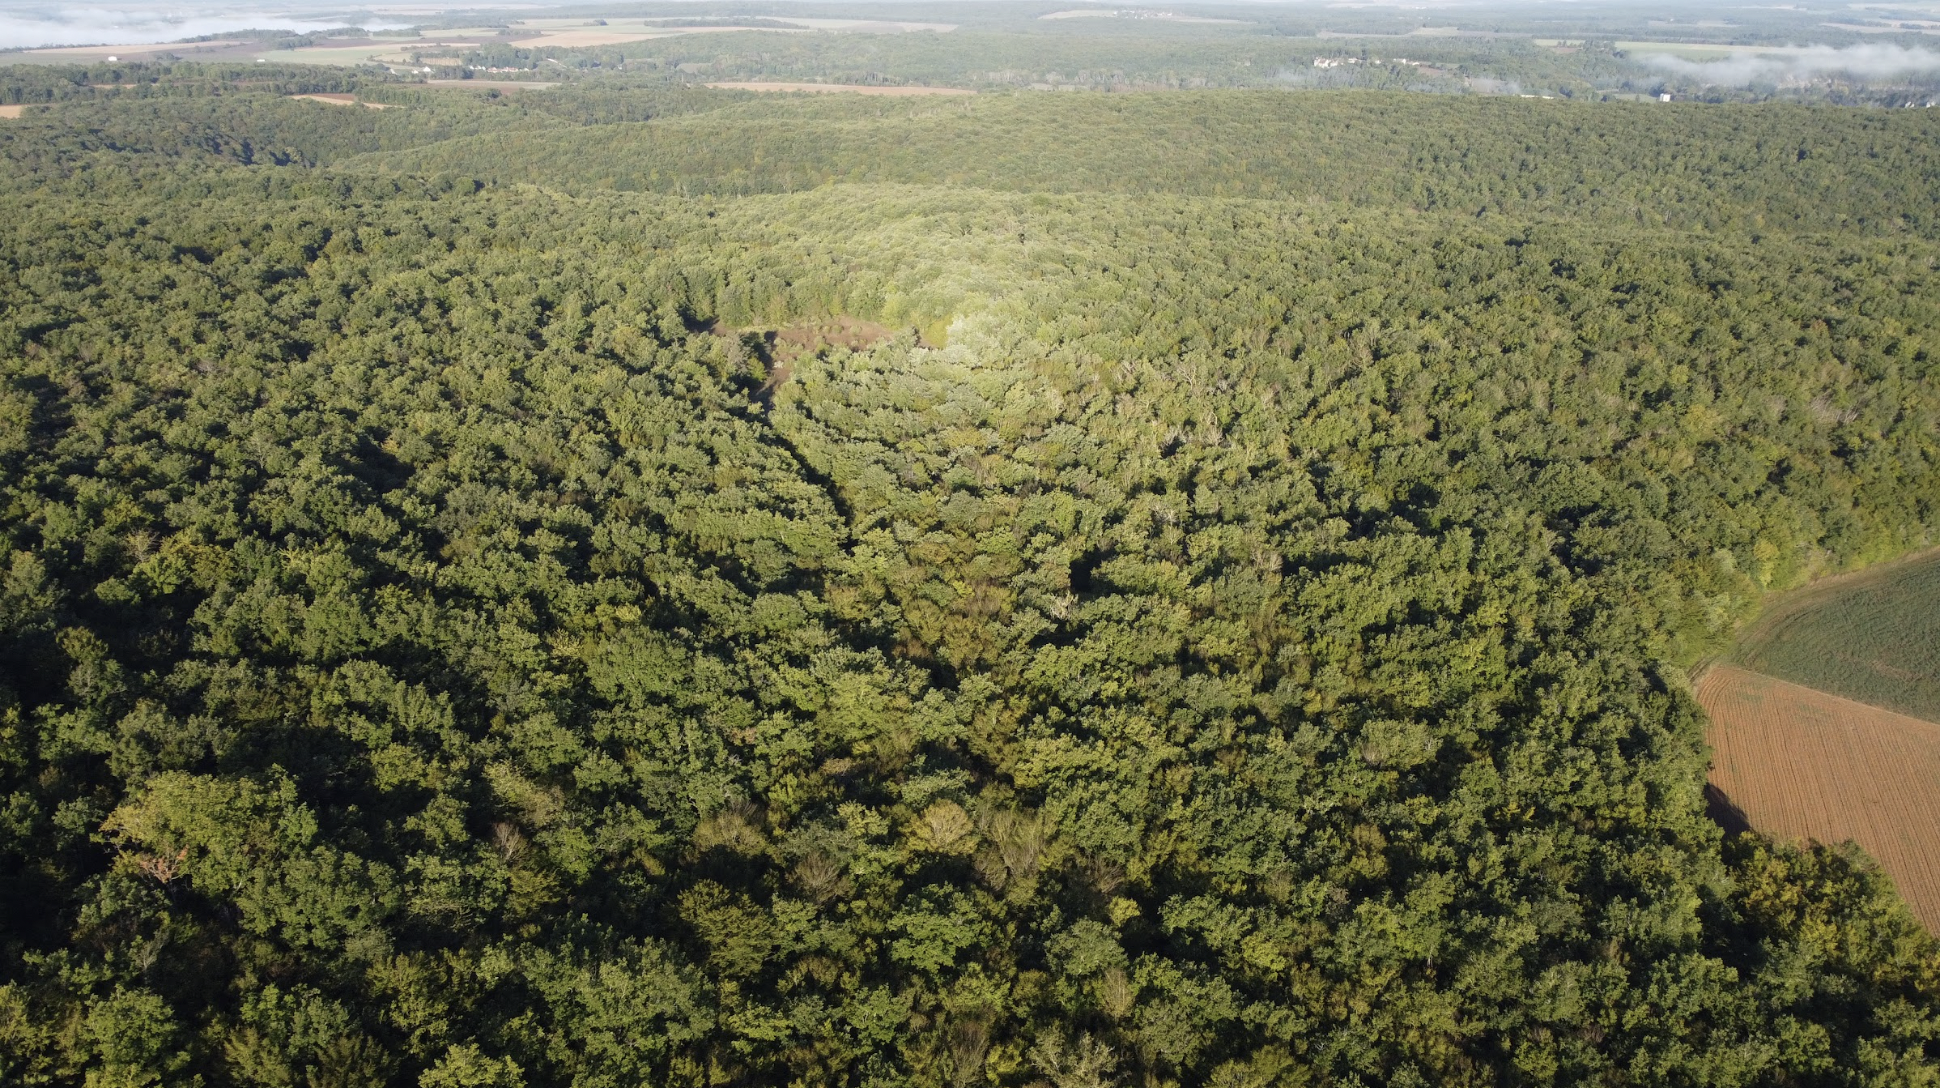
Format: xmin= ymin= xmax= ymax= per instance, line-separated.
xmin=0 ymin=105 xmax=27 ymax=118
xmin=1699 ymin=664 xmax=1940 ymax=930
xmin=714 ymin=317 xmax=902 ymax=399
xmin=288 ymin=94 xmax=396 ymax=110
xmin=773 ymin=317 xmax=898 ymax=358
xmin=706 ymin=81 xmax=973 ymax=96
xmin=719 ymin=316 xmax=899 ymax=358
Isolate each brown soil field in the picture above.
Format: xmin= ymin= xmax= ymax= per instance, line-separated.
xmin=288 ymin=94 xmax=394 ymax=110
xmin=0 ymin=105 xmax=27 ymax=119
xmin=1699 ymin=664 xmax=1940 ymax=929
xmin=509 ymin=29 xmax=675 ymax=47
xmin=706 ymin=82 xmax=974 ymax=96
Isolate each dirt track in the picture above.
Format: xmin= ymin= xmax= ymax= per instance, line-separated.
xmin=1700 ymin=664 xmax=1940 ymax=929
xmin=288 ymin=94 xmax=394 ymax=110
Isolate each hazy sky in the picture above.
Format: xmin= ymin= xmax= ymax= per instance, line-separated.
xmin=4 ymin=0 xmax=1934 ymax=55
xmin=0 ymin=3 xmax=412 ymax=48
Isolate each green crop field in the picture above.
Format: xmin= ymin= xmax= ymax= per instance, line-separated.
xmin=1731 ymin=550 xmax=1940 ymax=722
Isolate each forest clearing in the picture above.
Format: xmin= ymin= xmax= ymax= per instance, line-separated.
xmin=1699 ymin=664 xmax=1940 ymax=929
xmin=287 ymin=93 xmax=393 ymax=109
xmin=769 ymin=316 xmax=899 ymax=358
xmin=0 ymin=105 xmax=25 ymax=118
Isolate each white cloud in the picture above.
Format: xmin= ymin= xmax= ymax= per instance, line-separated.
xmin=1641 ymin=43 xmax=1940 ymax=86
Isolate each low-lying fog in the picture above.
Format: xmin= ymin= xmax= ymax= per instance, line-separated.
xmin=0 ymin=2 xmax=411 ymax=49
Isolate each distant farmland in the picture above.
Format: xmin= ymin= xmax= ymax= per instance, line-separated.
xmin=1699 ymin=664 xmax=1940 ymax=930
xmin=704 ymin=82 xmax=975 ymax=95
xmin=1731 ymin=548 xmax=1940 ymax=722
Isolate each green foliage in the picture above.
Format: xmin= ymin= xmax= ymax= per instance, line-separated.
xmin=0 ymin=61 xmax=378 ymax=106
xmin=0 ymin=63 xmax=1937 ymax=1088
xmin=362 ymin=90 xmax=1940 ymax=236
xmin=0 ymin=92 xmax=537 ymax=194
xmin=420 ymin=1044 xmax=525 ymax=1088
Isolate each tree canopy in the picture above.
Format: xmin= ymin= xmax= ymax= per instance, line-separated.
xmin=2 ymin=72 xmax=1939 ymax=1088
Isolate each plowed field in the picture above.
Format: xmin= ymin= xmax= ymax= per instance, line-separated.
xmin=1699 ymin=664 xmax=1940 ymax=929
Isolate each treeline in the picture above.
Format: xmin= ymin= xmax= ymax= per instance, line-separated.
xmin=0 ymin=62 xmax=386 ymax=105
xmin=361 ymin=90 xmax=1940 ymax=235
xmin=17 ymin=83 xmax=1940 ymax=234
xmin=0 ymin=93 xmax=536 ymax=193
xmin=623 ymin=28 xmax=1636 ymax=96
xmin=0 ymin=81 xmax=766 ymax=195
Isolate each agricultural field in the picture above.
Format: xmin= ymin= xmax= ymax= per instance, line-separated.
xmin=1699 ymin=665 xmax=1940 ymax=929
xmin=7 ymin=37 xmax=270 ymax=64
xmin=272 ymin=17 xmax=953 ymax=69
xmin=705 ymin=81 xmax=974 ymax=94
xmin=1730 ymin=549 xmax=1940 ymax=722
xmin=4 ymin=18 xmax=952 ymax=73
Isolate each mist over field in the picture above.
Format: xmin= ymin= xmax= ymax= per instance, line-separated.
xmin=4 ymin=0 xmax=1930 ymax=53
xmin=0 ymin=2 xmax=404 ymax=48
xmin=1643 ymin=43 xmax=1940 ymax=86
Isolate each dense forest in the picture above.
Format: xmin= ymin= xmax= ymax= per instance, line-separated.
xmin=360 ymin=91 xmax=1940 ymax=230
xmin=3 ymin=59 xmax=1940 ymax=1088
